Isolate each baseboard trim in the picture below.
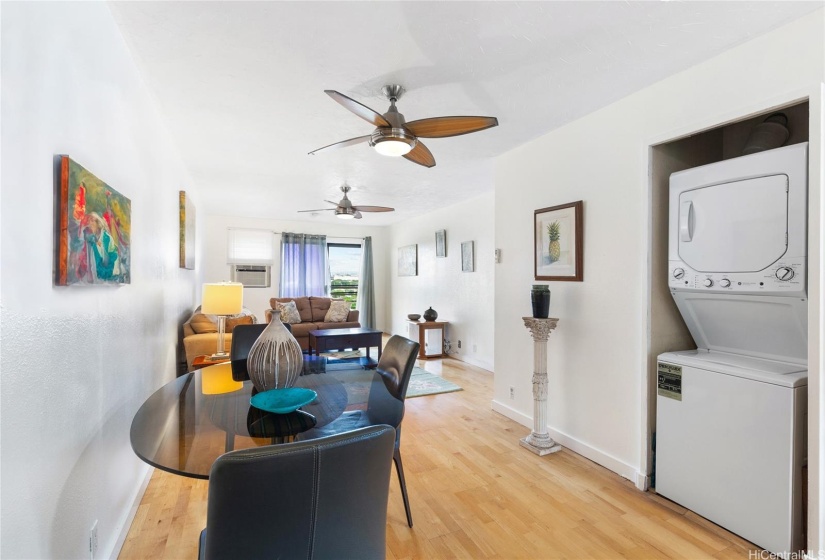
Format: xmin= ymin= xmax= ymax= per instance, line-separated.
xmin=491 ymin=399 xmax=641 ymax=484
xmin=450 ymin=353 xmax=493 ymax=373
xmin=109 ymin=465 xmax=153 ymax=560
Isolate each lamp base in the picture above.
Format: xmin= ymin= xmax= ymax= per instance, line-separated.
xmin=208 ymin=351 xmax=230 ymax=361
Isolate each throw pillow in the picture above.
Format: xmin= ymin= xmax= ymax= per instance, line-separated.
xmin=225 ymin=315 xmax=254 ymax=333
xmin=324 ymin=299 xmax=351 ymax=323
xmin=190 ymin=313 xmax=218 ymax=334
xmin=275 ymin=300 xmax=302 ymax=324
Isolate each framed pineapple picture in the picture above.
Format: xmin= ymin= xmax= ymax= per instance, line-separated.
xmin=534 ymin=201 xmax=583 ymax=282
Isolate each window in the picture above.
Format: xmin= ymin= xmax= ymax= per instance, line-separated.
xmin=227 ymin=228 xmax=275 ymax=265
xmin=227 ymin=228 xmax=276 ymax=288
xmin=327 ymin=243 xmax=362 ymax=309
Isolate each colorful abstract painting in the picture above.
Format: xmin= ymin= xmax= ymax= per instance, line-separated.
xmin=179 ymin=190 xmax=195 ymax=269
xmin=57 ymin=156 xmax=131 ymax=285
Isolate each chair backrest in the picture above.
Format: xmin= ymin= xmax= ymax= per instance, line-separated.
xmin=366 ymin=336 xmax=420 ymax=427
xmin=229 ymin=323 xmax=267 ymax=381
xmin=202 ymin=425 xmax=395 ymax=560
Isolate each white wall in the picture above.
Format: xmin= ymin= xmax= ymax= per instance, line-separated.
xmin=493 ymin=8 xmax=824 ymax=547
xmin=1 ymin=3 xmax=201 ymax=559
xmin=204 ymin=215 xmax=390 ymax=331
xmin=388 ymin=193 xmax=495 ymax=371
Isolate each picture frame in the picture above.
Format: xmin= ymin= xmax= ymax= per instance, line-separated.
xmin=461 ymin=241 xmax=474 ymax=272
xmin=435 ymin=229 xmax=446 ymax=258
xmin=534 ymin=200 xmax=583 ymax=282
xmin=179 ymin=190 xmax=196 ymax=270
xmin=56 ymin=156 xmax=131 ymax=285
xmin=398 ymin=244 xmax=418 ymax=276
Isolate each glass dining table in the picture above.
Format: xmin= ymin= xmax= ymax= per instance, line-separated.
xmin=130 ymin=356 xmax=386 ymax=479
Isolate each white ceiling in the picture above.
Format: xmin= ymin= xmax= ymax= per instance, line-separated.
xmin=109 ymin=1 xmax=820 ymax=226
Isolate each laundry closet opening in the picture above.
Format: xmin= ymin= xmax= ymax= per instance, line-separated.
xmin=645 ymin=100 xmax=811 ymax=547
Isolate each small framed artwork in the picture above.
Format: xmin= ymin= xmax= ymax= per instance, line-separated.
xmin=461 ymin=241 xmax=474 ymax=272
xmin=534 ymin=200 xmax=583 ymax=282
xmin=398 ymin=244 xmax=418 ymax=276
xmin=179 ymin=190 xmax=196 ymax=270
xmin=56 ymin=156 xmax=131 ymax=285
xmin=435 ymin=229 xmax=446 ymax=258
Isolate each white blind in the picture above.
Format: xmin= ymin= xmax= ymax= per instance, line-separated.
xmin=227 ymin=228 xmax=275 ymax=265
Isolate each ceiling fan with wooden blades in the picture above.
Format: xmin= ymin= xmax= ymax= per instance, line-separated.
xmin=308 ymin=85 xmax=498 ymax=168
xmin=298 ymin=185 xmax=394 ymax=220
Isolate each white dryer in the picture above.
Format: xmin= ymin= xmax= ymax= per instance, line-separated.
xmin=656 ymin=143 xmax=808 ymax=554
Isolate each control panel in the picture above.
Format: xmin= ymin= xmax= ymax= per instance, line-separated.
xmin=668 ymin=257 xmax=806 ymax=296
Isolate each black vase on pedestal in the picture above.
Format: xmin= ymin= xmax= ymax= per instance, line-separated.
xmin=423 ymin=307 xmax=438 ymax=322
xmin=531 ymin=286 xmax=551 ymax=319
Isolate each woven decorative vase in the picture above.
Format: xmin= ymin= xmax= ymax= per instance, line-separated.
xmin=247 ymin=313 xmax=304 ymax=392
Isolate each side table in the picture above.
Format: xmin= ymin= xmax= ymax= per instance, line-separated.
xmin=191 ymin=355 xmax=231 ymax=371
xmin=407 ymin=320 xmax=448 ymax=359
xmin=520 ymin=317 xmax=562 ymax=456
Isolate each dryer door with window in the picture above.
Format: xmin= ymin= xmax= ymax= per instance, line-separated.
xmin=678 ymin=174 xmax=788 ymax=273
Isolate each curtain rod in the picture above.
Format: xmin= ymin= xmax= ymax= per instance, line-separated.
xmin=227 ymin=227 xmax=365 ymax=241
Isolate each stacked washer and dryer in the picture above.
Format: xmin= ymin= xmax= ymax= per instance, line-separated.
xmin=656 ymin=143 xmax=808 ymax=555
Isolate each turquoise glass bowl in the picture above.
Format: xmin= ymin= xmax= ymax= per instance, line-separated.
xmin=250 ymin=387 xmax=317 ymax=414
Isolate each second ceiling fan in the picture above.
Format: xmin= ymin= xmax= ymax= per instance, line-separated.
xmin=308 ymin=85 xmax=498 ymax=168
xmin=298 ymin=185 xmax=393 ymax=220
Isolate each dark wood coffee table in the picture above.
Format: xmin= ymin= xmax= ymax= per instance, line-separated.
xmin=308 ymin=328 xmax=383 ymax=362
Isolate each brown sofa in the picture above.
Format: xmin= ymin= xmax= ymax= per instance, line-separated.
xmin=265 ymin=297 xmax=360 ymax=351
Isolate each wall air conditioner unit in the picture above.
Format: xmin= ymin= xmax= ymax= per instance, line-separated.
xmin=230 ymin=265 xmax=271 ymax=288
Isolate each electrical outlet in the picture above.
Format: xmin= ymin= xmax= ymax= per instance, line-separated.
xmin=473 ymin=344 xmax=477 ymax=353
xmin=457 ymin=340 xmax=461 ymax=349
xmin=90 ymin=520 xmax=98 ymax=560
xmin=509 ymin=386 xmax=515 ymax=399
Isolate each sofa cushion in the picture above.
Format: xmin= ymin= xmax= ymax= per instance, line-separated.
xmin=190 ymin=313 xmax=218 ymax=334
xmin=271 ymin=297 xmax=312 ymax=323
xmin=309 ymin=297 xmax=334 ymax=322
xmin=274 ymin=301 xmax=302 ymax=324
xmin=324 ymin=300 xmax=351 ymax=323
xmin=313 ymin=321 xmax=362 ymax=331
xmin=226 ymin=315 xmax=254 ymax=332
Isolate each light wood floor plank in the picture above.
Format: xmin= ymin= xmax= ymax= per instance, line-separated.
xmin=120 ymin=352 xmax=757 ymax=559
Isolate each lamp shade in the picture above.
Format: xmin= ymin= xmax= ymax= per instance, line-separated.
xmin=201 ymin=282 xmax=243 ymax=315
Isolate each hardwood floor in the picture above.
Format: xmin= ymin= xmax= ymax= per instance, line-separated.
xmin=120 ymin=354 xmax=757 ymax=559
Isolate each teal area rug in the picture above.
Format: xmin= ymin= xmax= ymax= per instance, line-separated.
xmin=407 ymin=368 xmax=463 ymax=398
xmin=331 ymin=366 xmax=462 ymax=406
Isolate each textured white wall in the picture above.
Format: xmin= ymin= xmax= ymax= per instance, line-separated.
xmin=388 ymin=193 xmax=495 ymax=371
xmin=203 ymin=215 xmax=390 ymax=331
xmin=493 ymin=8 xmax=824 ymax=544
xmin=1 ymin=3 xmax=201 ymax=559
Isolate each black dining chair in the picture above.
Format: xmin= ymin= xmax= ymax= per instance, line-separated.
xmin=229 ymin=323 xmax=267 ymax=381
xmin=198 ymin=424 xmax=396 ymax=560
xmin=298 ymin=334 xmax=420 ymax=527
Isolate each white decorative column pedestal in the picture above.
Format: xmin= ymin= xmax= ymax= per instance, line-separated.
xmin=520 ymin=317 xmax=561 ymax=456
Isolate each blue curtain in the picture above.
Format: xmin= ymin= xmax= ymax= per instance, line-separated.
xmin=279 ymin=233 xmax=328 ymax=297
xmin=357 ymin=237 xmax=375 ymax=329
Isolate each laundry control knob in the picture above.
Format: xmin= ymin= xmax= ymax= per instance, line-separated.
xmin=775 ymin=267 xmax=795 ymax=281
xmin=672 ymin=268 xmax=685 ymax=279
xmin=720 ymin=279 xmax=731 ymax=288
xmin=703 ymin=279 xmax=714 ymax=288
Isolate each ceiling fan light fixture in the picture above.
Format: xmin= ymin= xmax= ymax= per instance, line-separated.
xmin=335 ymin=207 xmax=356 ymax=219
xmin=369 ymin=128 xmax=416 ymax=157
